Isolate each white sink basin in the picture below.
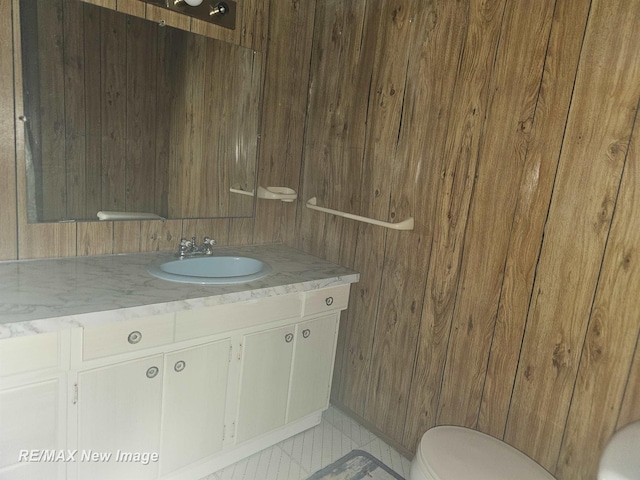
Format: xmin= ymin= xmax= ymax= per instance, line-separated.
xmin=148 ymin=256 xmax=271 ymax=285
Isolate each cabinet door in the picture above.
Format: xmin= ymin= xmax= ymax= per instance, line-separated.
xmin=235 ymin=325 xmax=295 ymax=443
xmin=77 ymin=355 xmax=163 ymax=480
xmin=0 ymin=378 xmax=65 ymax=480
xmin=160 ymin=340 xmax=231 ymax=476
xmin=287 ymin=314 xmax=339 ymax=423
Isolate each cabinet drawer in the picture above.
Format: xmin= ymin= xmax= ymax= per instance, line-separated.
xmin=83 ymin=314 xmax=175 ymax=361
xmin=0 ymin=332 xmax=60 ymax=377
xmin=303 ymin=285 xmax=351 ymax=317
xmin=175 ymin=293 xmax=302 ymax=342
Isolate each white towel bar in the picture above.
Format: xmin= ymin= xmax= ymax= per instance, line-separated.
xmin=230 ymin=186 xmax=298 ymax=202
xmin=97 ymin=211 xmax=165 ymax=221
xmin=305 ymin=197 xmax=414 ymax=231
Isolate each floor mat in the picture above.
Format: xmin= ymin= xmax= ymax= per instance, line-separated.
xmin=307 ymin=450 xmax=405 ymax=480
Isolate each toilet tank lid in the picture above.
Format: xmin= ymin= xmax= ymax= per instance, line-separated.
xmin=417 ymin=426 xmax=555 ymax=480
xmin=599 ymin=420 xmax=640 ymax=480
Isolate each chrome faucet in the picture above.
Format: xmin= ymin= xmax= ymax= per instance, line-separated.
xmin=177 ymin=236 xmax=216 ymax=257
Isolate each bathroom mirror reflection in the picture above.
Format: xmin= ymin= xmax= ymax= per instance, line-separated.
xmin=19 ymin=0 xmax=261 ymax=223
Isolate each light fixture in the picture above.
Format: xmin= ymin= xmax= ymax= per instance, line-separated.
xmin=174 ymin=0 xmax=203 ymax=6
xmin=210 ymin=2 xmax=228 ymax=16
xmin=137 ymin=0 xmax=236 ymax=29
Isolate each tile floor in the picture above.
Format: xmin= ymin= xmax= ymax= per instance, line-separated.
xmin=202 ymin=405 xmax=412 ymax=480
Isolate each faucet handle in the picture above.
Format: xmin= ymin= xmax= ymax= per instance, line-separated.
xmin=203 ymin=236 xmax=216 ymax=246
xmin=180 ymin=237 xmax=193 ymax=247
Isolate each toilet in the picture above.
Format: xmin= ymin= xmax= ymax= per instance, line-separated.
xmin=409 ymin=426 xmax=555 ymax=480
xmin=410 ymin=420 xmax=640 ymax=480
xmin=598 ymin=419 xmax=640 ymax=480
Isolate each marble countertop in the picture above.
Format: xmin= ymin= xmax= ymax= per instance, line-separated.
xmin=0 ymin=244 xmax=359 ymax=339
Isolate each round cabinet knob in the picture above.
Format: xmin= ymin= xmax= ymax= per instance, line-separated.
xmin=302 ymin=329 xmax=311 ymax=339
xmin=285 ymin=333 xmax=294 ymax=343
xmin=325 ymin=296 xmax=334 ymax=306
xmin=146 ymin=366 xmax=159 ymax=379
xmin=174 ymin=360 xmax=186 ymax=373
xmin=128 ymin=331 xmax=142 ymax=344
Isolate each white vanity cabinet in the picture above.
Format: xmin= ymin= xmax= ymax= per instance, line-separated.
xmin=287 ymin=314 xmax=341 ymax=423
xmin=160 ymin=341 xmax=230 ymax=475
xmin=235 ymin=313 xmax=340 ymax=444
xmin=235 ymin=324 xmax=296 ymax=443
xmin=0 ymin=332 xmax=68 ymax=480
xmin=73 ymin=336 xmax=232 ymax=480
xmin=76 ymin=354 xmax=164 ymax=480
xmin=1 ymin=281 xmax=352 ymax=480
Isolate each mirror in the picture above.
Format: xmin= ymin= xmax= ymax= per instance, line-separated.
xmin=19 ymin=0 xmax=260 ymax=223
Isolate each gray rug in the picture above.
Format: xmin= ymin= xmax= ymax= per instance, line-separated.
xmin=307 ymin=450 xmax=405 ymax=480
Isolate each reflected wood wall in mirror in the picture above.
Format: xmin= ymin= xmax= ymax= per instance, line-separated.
xmin=20 ymin=0 xmax=261 ymax=223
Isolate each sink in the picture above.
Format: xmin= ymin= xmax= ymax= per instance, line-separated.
xmin=148 ymin=256 xmax=271 ymax=285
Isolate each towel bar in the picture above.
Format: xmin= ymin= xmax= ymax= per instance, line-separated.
xmin=230 ymin=186 xmax=297 ymax=202
xmin=305 ymin=197 xmax=414 ymax=231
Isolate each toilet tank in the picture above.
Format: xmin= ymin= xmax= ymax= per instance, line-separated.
xmin=598 ymin=420 xmax=640 ymax=480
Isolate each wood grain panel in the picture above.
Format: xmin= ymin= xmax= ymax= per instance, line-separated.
xmin=226 ymin=45 xmax=260 ymax=218
xmin=368 ymin=0 xmax=467 ymax=445
xmin=505 ymin=0 xmax=640 ymax=471
xmin=100 ymin=8 xmax=127 ymax=212
xmin=113 ymin=221 xmax=141 ymax=253
xmin=83 ymin=0 xmax=116 ymax=9
xmin=381 ymin=2 xmax=467 ymax=442
xmin=253 ymin=0 xmax=316 ymax=245
xmin=296 ymin=0 xmax=358 ymax=257
xmin=0 ymin=0 xmax=17 ymax=260
xmin=166 ymin=30 xmax=196 ymax=218
xmin=239 ymin=0 xmax=268 ymax=52
xmin=63 ymin=0 xmax=89 ymax=220
xmin=13 ymin=0 xmax=77 ymax=259
xmin=204 ymin=41 xmax=246 ymax=218
xmin=78 ymin=222 xmax=114 ymax=256
xmin=125 ymin=15 xmax=158 ymax=213
xmin=228 ymin=217 xmax=255 ymax=246
xmin=117 ymin=0 xmax=145 ymax=17
xmin=84 ymin=2 xmax=104 ymax=220
xmin=477 ymin=0 xmax=591 ymax=439
xmin=155 ymin=26 xmax=184 ymax=219
xmin=298 ymin=0 xmax=379 ymax=415
xmin=38 ymin=0 xmax=67 ymax=221
xmin=17 ymin=222 xmax=77 ymax=259
xmin=402 ymin=0 xmax=506 ymax=448
xmin=165 ymin=34 xmax=258 ymax=219
xmin=555 ymin=106 xmax=640 ymax=478
xmin=182 ymin=33 xmax=206 ymax=217
xmin=362 ymin=0 xmax=439 ymax=442
xmin=338 ymin=0 xmax=401 ymax=419
xmin=205 ymin=41 xmax=230 ymax=218
xmin=437 ymin=0 xmax=555 ymax=427
xmin=140 ymin=220 xmax=182 ymax=251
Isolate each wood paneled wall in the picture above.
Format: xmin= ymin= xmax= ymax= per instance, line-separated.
xmin=297 ymin=0 xmax=640 ymax=478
